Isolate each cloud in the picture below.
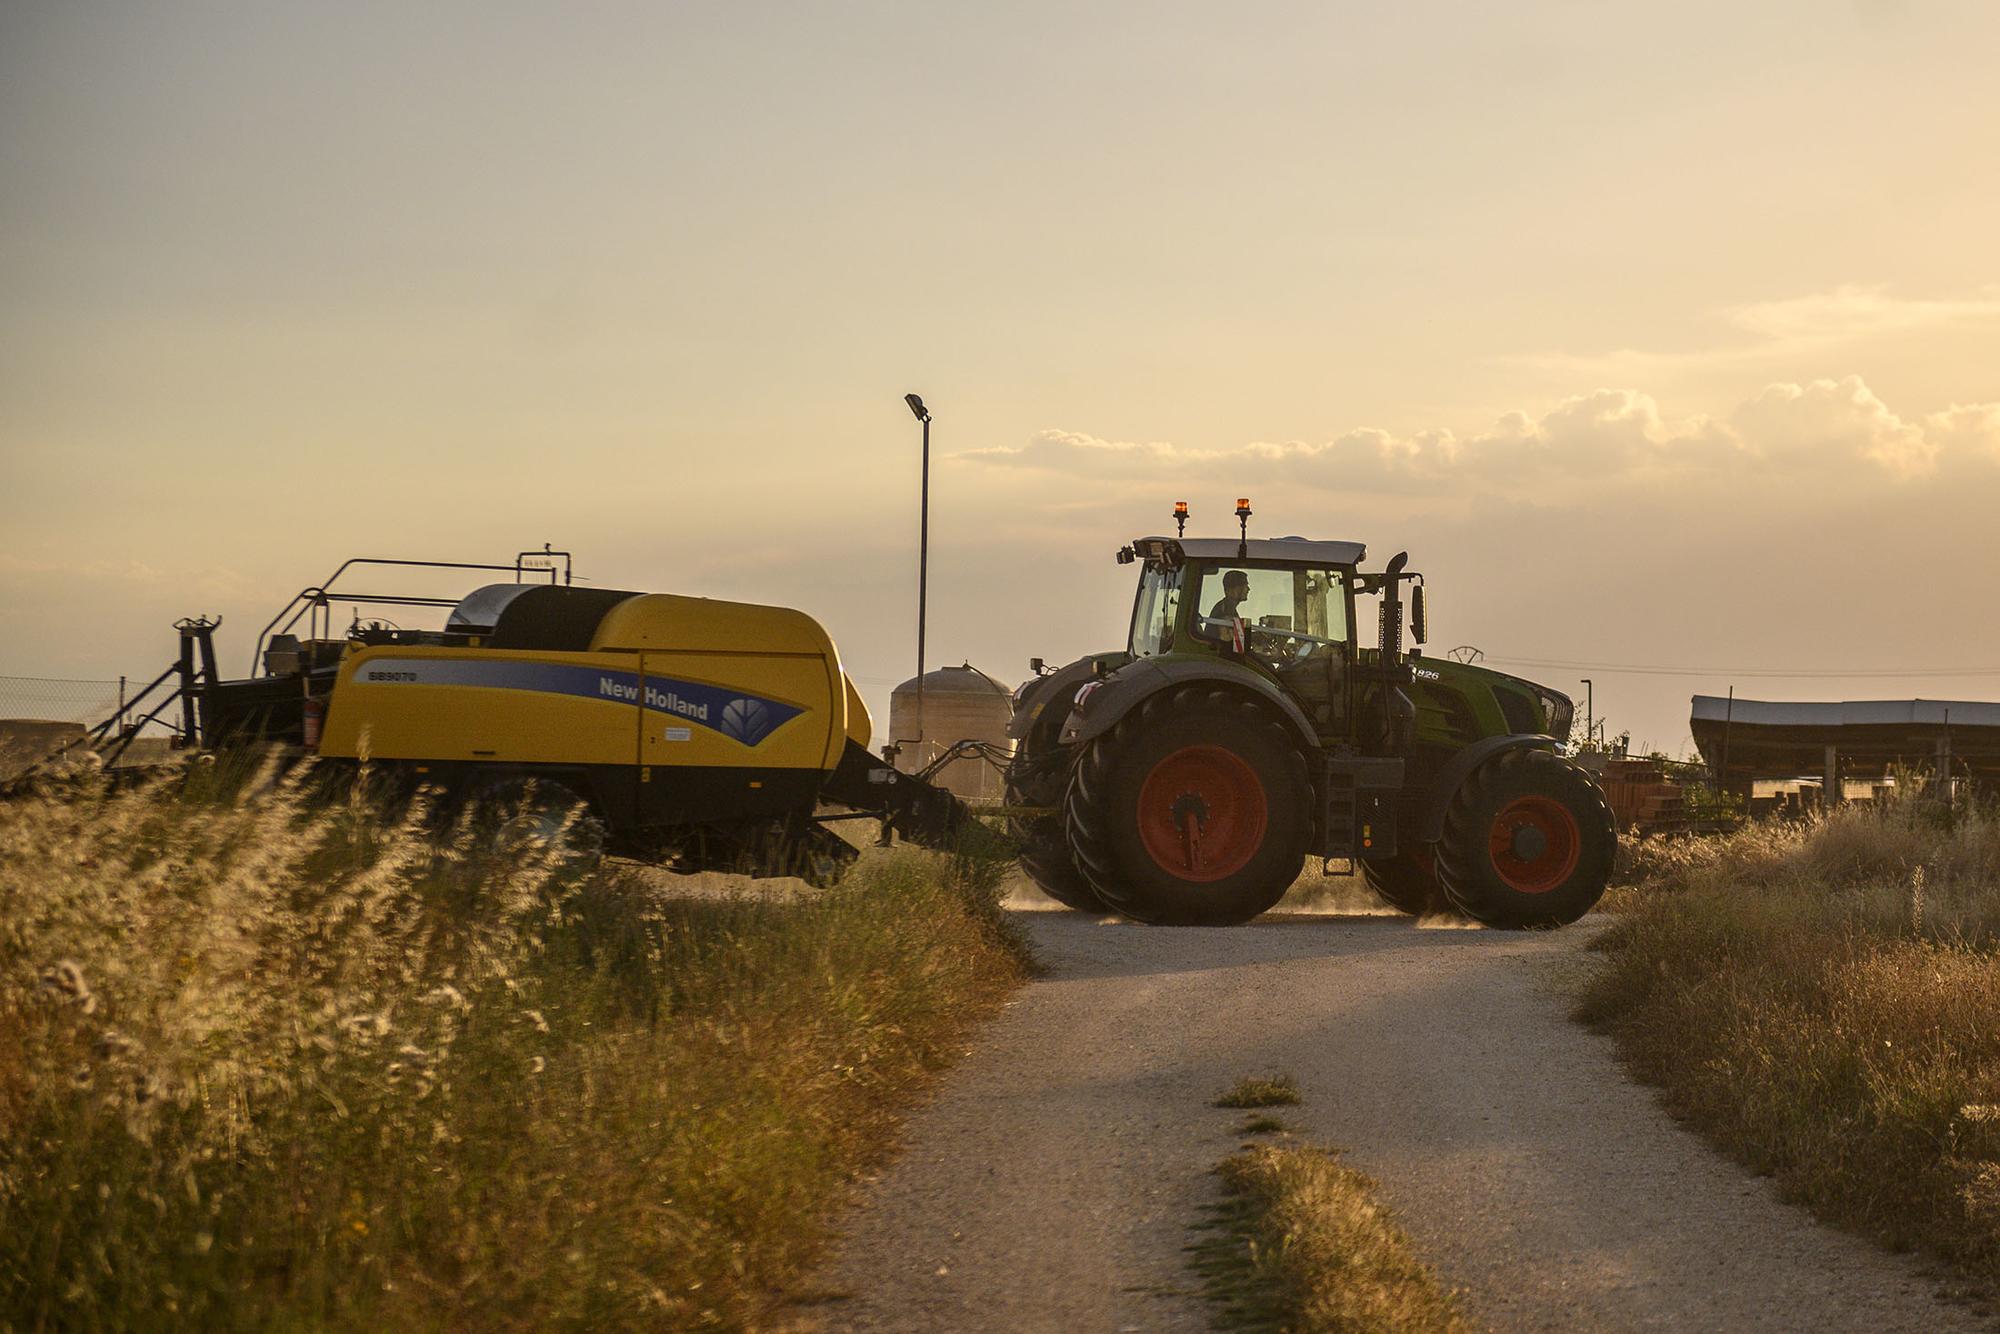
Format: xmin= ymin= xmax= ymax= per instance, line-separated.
xmin=1730 ymin=375 xmax=1934 ymax=478
xmin=1511 ymin=284 xmax=2000 ymax=379
xmin=958 ymin=376 xmax=1999 ymax=499
xmin=1922 ymin=401 xmax=2000 ymax=464
xmin=961 ymin=425 xmax=1455 ymax=495
xmin=0 ymin=554 xmax=260 ymax=600
xmin=1725 ymin=285 xmax=2000 ymax=343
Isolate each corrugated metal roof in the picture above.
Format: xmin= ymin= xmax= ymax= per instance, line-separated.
xmin=1689 ymin=693 xmax=2000 ymax=783
xmin=1690 ymin=696 xmax=2000 ymax=728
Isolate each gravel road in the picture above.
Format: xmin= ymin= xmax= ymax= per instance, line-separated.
xmin=805 ymin=907 xmax=1987 ymax=1333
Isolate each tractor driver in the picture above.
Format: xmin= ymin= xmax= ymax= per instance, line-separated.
xmin=1209 ymin=570 xmax=1250 ymax=622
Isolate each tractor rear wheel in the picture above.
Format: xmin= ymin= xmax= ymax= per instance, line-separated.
xmin=1005 ymin=760 xmax=1110 ymax=913
xmin=1361 ymin=853 xmax=1447 ymax=916
xmin=1434 ymin=749 xmax=1614 ymax=927
xmin=1064 ymin=687 xmax=1310 ymax=925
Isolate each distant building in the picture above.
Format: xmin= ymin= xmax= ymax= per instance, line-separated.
xmin=1689 ymin=696 xmax=1999 ymax=805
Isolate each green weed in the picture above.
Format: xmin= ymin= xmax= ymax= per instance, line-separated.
xmin=1215 ymin=1074 xmax=1302 ymax=1109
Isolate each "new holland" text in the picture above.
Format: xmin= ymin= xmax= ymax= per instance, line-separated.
xmin=598 ymin=676 xmax=711 ymax=721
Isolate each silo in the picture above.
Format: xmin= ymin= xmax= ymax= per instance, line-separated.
xmin=887 ymin=663 xmax=1016 ymax=803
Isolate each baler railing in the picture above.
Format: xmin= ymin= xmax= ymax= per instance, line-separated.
xmin=251 ymin=555 xmax=563 ymax=674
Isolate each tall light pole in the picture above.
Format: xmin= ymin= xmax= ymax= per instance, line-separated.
xmin=904 ymin=393 xmax=931 ymax=753
xmin=1580 ymin=678 xmax=1593 ymax=750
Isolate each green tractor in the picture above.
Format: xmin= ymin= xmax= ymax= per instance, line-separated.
xmin=1005 ymin=508 xmax=1614 ymax=926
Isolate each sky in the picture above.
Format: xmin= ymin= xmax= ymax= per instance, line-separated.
xmin=3 ymin=0 xmax=1998 ymax=753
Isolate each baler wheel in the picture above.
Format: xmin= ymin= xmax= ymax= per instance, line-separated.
xmin=1063 ymin=686 xmax=1309 ymax=925
xmin=1433 ymin=749 xmax=1614 ymax=927
xmin=476 ymin=777 xmax=607 ymax=873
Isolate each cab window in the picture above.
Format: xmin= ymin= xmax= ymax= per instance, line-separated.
xmin=1192 ymin=565 xmax=1348 ymax=648
xmin=1128 ymin=566 xmax=1182 ymax=657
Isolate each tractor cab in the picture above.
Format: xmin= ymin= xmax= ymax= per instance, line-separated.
xmin=1122 ymin=535 xmax=1373 ymax=740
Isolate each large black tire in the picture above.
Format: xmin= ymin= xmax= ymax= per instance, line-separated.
xmin=1361 ymin=854 xmax=1447 ymax=916
xmin=1005 ymin=758 xmax=1111 ymax=912
xmin=1434 ymin=749 xmax=1615 ymax=927
xmin=1064 ymin=686 xmax=1310 ymax=926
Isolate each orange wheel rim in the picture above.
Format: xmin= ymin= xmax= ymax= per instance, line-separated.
xmin=1488 ymin=795 xmax=1581 ymax=894
xmin=1136 ymin=744 xmax=1268 ymax=882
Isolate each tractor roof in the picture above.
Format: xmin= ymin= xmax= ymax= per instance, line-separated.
xmin=1133 ymin=536 xmax=1368 ymax=567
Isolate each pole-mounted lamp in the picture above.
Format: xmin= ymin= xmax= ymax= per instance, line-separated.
xmin=1173 ymin=501 xmax=1189 ymax=538
xmin=1234 ymin=497 xmax=1253 ymax=556
xmin=904 ymin=393 xmax=932 ymax=753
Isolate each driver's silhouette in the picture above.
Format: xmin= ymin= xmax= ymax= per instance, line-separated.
xmin=1208 ymin=570 xmax=1250 ymax=621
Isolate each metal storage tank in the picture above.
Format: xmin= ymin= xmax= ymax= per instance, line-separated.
xmin=888 ymin=663 xmax=1015 ymax=803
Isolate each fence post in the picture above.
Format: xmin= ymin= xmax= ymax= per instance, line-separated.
xmin=1937 ymin=709 xmax=1953 ymax=807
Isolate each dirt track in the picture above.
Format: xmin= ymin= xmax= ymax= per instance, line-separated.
xmin=806 ymin=908 xmax=1984 ymax=1332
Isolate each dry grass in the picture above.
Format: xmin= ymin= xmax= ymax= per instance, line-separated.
xmin=1578 ymin=791 xmax=2000 ymax=1287
xmin=0 ymin=758 xmax=1026 ymax=1328
xmin=1277 ymin=864 xmax=1394 ymax=915
xmin=1193 ymin=1143 xmax=1467 ymax=1333
xmin=0 ymin=721 xmax=87 ymax=784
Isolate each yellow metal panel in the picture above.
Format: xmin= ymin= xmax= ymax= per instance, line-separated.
xmin=320 ymin=647 xmax=641 ymax=765
xmin=639 ymin=652 xmax=833 ymax=772
xmin=592 ymin=593 xmax=836 ymax=657
xmin=843 ymin=673 xmax=872 ymax=750
xmin=598 ymin=591 xmax=856 ymax=771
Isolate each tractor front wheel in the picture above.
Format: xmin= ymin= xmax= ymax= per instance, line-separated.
xmin=1064 ymin=687 xmax=1310 ymax=925
xmin=1434 ymin=749 xmax=1614 ymax=927
xmin=1006 ymin=759 xmax=1111 ymax=913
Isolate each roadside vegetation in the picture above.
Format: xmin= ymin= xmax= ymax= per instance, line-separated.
xmin=1194 ymin=1075 xmax=1464 ymax=1333
xmin=1214 ymin=1074 xmax=1302 ymax=1109
xmin=0 ymin=759 xmax=1026 ymax=1329
xmin=1579 ymin=789 xmax=2000 ymax=1288
xmin=1194 ymin=1141 xmax=1466 ymax=1333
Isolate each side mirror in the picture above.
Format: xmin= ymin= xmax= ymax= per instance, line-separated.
xmin=1409 ymin=582 xmax=1428 ymax=645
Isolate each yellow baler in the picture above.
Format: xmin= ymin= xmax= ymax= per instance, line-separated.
xmin=321 ymin=585 xmax=869 ymax=817
xmin=164 ymin=569 xmax=961 ymax=881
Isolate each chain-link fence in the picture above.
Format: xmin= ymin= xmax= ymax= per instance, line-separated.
xmin=0 ymin=675 xmax=179 ymax=780
xmin=0 ymin=675 xmax=133 ymax=726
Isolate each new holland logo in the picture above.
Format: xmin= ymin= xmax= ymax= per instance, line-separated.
xmin=720 ymin=697 xmax=774 ymax=745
